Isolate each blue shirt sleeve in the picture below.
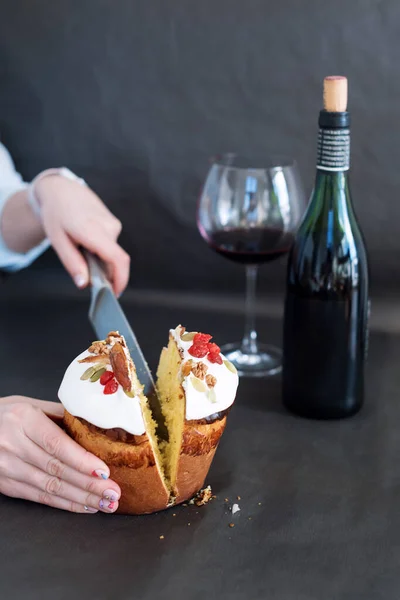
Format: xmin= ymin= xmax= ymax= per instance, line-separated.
xmin=0 ymin=142 xmax=50 ymax=272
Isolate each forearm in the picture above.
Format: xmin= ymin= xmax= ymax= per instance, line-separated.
xmin=0 ymin=189 xmax=46 ymax=254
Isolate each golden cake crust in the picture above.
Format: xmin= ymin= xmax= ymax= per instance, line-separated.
xmin=174 ymin=417 xmax=227 ymax=504
xmin=63 ymin=410 xmax=170 ymax=514
xmin=181 ymin=416 xmax=226 ymax=456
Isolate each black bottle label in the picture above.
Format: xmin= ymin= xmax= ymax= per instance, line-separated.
xmin=317 ymin=128 xmax=350 ymax=172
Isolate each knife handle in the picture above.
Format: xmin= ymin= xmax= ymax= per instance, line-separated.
xmin=83 ymin=250 xmax=112 ymax=292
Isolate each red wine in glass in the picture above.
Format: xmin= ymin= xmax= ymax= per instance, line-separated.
xmin=205 ymin=226 xmax=295 ymax=265
xmin=197 ymin=153 xmax=306 ymax=377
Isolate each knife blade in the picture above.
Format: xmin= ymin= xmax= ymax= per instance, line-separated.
xmin=84 ymin=251 xmax=156 ymax=397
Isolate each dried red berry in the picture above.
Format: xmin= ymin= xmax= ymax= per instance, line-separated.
xmin=103 ymin=378 xmax=119 ymax=394
xmin=100 ymin=371 xmax=114 ymax=386
xmin=188 ymin=344 xmax=208 ymax=358
xmin=207 ymin=342 xmax=220 ymax=354
xmin=208 ymin=352 xmax=223 ymax=365
xmin=193 ymin=333 xmax=212 ymax=345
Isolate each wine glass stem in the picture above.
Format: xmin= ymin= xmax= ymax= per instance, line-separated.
xmin=241 ymin=264 xmax=259 ymax=355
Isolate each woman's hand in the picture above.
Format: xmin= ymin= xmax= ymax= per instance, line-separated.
xmin=0 ymin=397 xmax=121 ymax=513
xmin=36 ymin=175 xmax=130 ymax=296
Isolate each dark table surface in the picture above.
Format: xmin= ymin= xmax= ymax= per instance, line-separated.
xmin=0 ymin=296 xmax=399 ymax=600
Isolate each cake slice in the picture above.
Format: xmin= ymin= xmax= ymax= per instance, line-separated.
xmin=60 ymin=332 xmax=170 ymax=514
xmin=156 ymin=326 xmax=238 ymax=504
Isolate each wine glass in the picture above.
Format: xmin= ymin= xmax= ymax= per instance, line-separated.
xmin=197 ymin=153 xmax=306 ymax=377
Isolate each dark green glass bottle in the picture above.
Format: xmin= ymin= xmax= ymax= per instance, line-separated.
xmin=282 ymin=77 xmax=369 ymax=419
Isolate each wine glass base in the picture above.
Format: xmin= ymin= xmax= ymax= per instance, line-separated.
xmin=220 ymin=342 xmax=282 ymax=378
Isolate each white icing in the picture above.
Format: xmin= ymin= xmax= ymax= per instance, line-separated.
xmin=171 ymin=327 xmax=239 ymax=421
xmin=58 ymin=349 xmax=146 ymax=435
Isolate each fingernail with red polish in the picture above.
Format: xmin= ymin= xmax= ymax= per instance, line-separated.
xmin=92 ymin=469 xmax=109 ymax=480
xmin=99 ymin=499 xmax=117 ymax=512
xmin=102 ymin=489 xmax=119 ymax=502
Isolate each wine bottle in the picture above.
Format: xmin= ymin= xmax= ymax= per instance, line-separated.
xmin=282 ymin=76 xmax=369 ymax=419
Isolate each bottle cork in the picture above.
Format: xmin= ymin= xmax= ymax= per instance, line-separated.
xmin=323 ymin=76 xmax=348 ymax=112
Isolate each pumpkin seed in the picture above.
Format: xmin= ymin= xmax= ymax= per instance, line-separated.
xmin=208 ymin=388 xmax=217 ymax=403
xmin=181 ymin=331 xmax=197 ymax=342
xmin=191 ymin=377 xmax=207 ymax=393
xmin=224 ymin=359 xmax=237 ymax=375
xmin=124 ymin=389 xmax=135 ymax=398
xmin=80 ymin=366 xmax=97 ymax=381
xmin=90 ymin=367 xmax=107 ymax=382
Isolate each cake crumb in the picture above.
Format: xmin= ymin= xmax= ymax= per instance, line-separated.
xmin=159 ymin=535 xmax=164 ymax=540
xmin=189 ymin=485 xmax=213 ymax=506
xmin=182 ymin=503 xmax=187 ymax=507
xmin=237 ymin=496 xmax=241 ymax=500
xmin=232 ymin=503 xmax=240 ymax=515
xmin=229 ymin=523 xmax=235 ymax=528
xmin=258 ymin=502 xmax=262 ymax=506
xmin=224 ymin=498 xmax=229 ymax=502
xmin=188 ymin=523 xmax=191 ymax=526
xmin=248 ymin=517 xmax=252 ymax=520
xmin=172 ymin=513 xmax=176 ymax=517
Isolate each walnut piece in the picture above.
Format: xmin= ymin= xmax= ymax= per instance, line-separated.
xmin=181 ymin=360 xmax=194 ymax=377
xmin=105 ymin=331 xmax=126 ymax=347
xmin=107 ymin=330 xmax=120 ymax=338
xmin=192 ymin=361 xmax=208 ymax=380
xmin=206 ymin=374 xmax=217 ymax=388
xmin=88 ymin=341 xmax=109 ymax=355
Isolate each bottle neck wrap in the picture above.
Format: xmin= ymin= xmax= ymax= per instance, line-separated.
xmin=317 ymin=127 xmax=350 ymax=172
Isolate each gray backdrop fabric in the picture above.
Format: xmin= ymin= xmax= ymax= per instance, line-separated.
xmin=0 ymin=0 xmax=397 ymax=295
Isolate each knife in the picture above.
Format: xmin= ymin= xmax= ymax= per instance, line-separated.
xmin=84 ymin=250 xmax=157 ymax=398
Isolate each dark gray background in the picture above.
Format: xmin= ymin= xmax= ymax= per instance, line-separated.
xmin=0 ymin=0 xmax=397 ymax=298
xmin=2 ymin=6 xmax=400 ymax=598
